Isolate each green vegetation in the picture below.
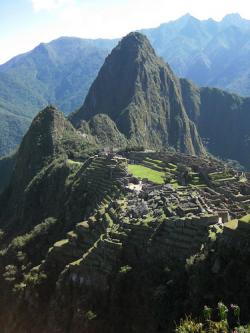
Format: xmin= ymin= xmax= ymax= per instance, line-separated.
xmin=71 ymin=32 xmax=205 ymax=156
xmin=88 ymin=113 xmax=127 ymax=148
xmin=128 ymin=164 xmax=165 ymax=184
xmin=167 ymin=162 xmax=177 ymax=170
xmin=119 ymin=265 xmax=132 ymax=274
xmin=144 ymin=157 xmax=166 ymax=170
xmin=145 ymin=14 xmax=250 ymax=98
xmin=176 ymin=303 xmax=245 ymax=333
xmin=11 ymin=217 xmax=57 ymax=250
xmin=0 ymin=152 xmax=16 ymax=192
xmin=209 ymin=171 xmax=234 ymax=182
xmin=224 ymin=215 xmax=250 ymax=230
xmin=170 ymin=179 xmax=179 ymax=189
xmin=2 ymin=28 xmax=250 ymax=333
xmin=3 ymin=265 xmax=18 ymax=282
xmin=85 ymin=310 xmax=97 ymax=321
xmin=54 ymin=239 xmax=69 ymax=247
xmin=224 ymin=219 xmax=238 ymax=230
xmin=2 ymin=21 xmax=250 ymax=171
xmin=24 ymin=269 xmax=47 ymax=287
xmin=188 ymin=172 xmax=204 ymax=186
xmin=239 ymin=214 xmax=250 ymax=224
xmin=143 ymin=214 xmax=154 ymax=224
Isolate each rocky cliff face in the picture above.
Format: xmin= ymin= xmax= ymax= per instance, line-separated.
xmin=70 ymin=32 xmax=205 ymax=156
xmin=180 ymin=79 xmax=250 ymax=168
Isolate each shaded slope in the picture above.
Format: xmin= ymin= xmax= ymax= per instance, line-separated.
xmin=70 ymin=32 xmax=205 ymax=155
xmin=0 ymin=105 xmax=97 ymax=232
xmin=1 ymin=148 xmax=250 ymax=332
xmin=180 ymin=79 xmax=250 ymax=168
xmin=0 ymin=153 xmax=16 ymax=194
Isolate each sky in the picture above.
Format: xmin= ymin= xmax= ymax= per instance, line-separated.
xmin=1 ymin=0 xmax=250 ymax=64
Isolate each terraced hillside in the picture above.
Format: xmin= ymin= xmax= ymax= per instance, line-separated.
xmin=1 ymin=113 xmax=250 ymax=332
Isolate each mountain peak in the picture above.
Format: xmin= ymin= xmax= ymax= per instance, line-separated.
xmin=35 ymin=104 xmax=60 ymax=120
xmin=116 ymin=31 xmax=156 ymax=58
xmin=179 ymin=13 xmax=194 ymax=20
xmin=221 ymin=13 xmax=248 ymax=27
xmin=31 ymin=105 xmax=69 ymax=136
xmin=222 ymin=13 xmax=242 ymax=22
xmin=69 ymin=31 xmax=161 ymax=128
xmin=177 ymin=13 xmax=199 ymax=24
xmin=121 ymin=31 xmax=149 ymax=45
xmin=70 ymin=32 xmax=205 ymax=156
xmin=11 ymin=105 xmax=74 ymax=189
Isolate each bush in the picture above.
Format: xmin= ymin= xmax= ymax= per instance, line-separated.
xmin=176 ymin=303 xmax=248 ymax=333
xmin=119 ymin=265 xmax=132 ymax=274
xmin=85 ymin=310 xmax=97 ymax=321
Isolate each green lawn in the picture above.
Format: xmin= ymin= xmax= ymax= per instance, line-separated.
xmin=209 ymin=171 xmax=233 ymax=181
xmin=128 ymin=164 xmax=165 ymax=184
xmin=66 ymin=159 xmax=83 ymax=167
xmin=239 ymin=214 xmax=250 ymax=223
xmin=190 ymin=176 xmax=204 ymax=186
xmin=167 ymin=163 xmax=177 ymax=170
xmin=225 ymin=219 xmax=238 ymax=230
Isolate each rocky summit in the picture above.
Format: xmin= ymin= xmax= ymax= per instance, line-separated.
xmin=70 ymin=32 xmax=205 ymax=156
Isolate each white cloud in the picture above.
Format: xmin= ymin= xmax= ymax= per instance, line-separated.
xmin=51 ymin=0 xmax=250 ymax=39
xmin=2 ymin=0 xmax=250 ymax=64
xmin=31 ymin=0 xmax=74 ymax=12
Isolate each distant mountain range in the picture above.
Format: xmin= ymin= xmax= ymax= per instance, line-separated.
xmin=142 ymin=13 xmax=250 ymax=94
xmin=1 ymin=13 xmax=250 ymax=159
xmin=0 ymin=38 xmax=116 ymax=156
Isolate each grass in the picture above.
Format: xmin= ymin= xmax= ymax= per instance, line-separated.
xmin=209 ymin=171 xmax=233 ymax=181
xmin=145 ymin=157 xmax=164 ymax=166
xmin=190 ymin=175 xmax=204 ymax=186
xmin=167 ymin=163 xmax=177 ymax=170
xmin=66 ymin=159 xmax=83 ymax=166
xmin=170 ymin=179 xmax=179 ymax=189
xmin=225 ymin=219 xmax=238 ymax=230
xmin=143 ymin=214 xmax=154 ymax=224
xmin=239 ymin=214 xmax=250 ymax=223
xmin=226 ymin=214 xmax=250 ymax=230
xmin=104 ymin=213 xmax=113 ymax=227
xmin=128 ymin=164 xmax=165 ymax=184
xmin=54 ymin=239 xmax=68 ymax=247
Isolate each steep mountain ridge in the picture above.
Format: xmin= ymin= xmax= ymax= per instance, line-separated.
xmin=180 ymin=79 xmax=250 ymax=167
xmin=71 ymin=32 xmax=205 ymax=156
xmin=0 ymin=106 xmax=97 ymax=233
xmin=2 ymin=14 xmax=250 ymax=158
